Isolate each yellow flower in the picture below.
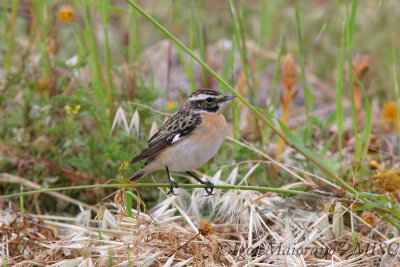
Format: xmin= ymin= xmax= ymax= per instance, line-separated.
xmin=59 ymin=5 xmax=74 ymax=23
xmin=119 ymin=161 xmax=130 ymax=174
xmin=72 ymin=105 xmax=81 ymax=114
xmin=65 ymin=105 xmax=72 ymax=115
xmin=122 ymin=161 xmax=129 ymax=170
xmin=168 ymin=102 xmax=175 ymax=110
xmin=381 ymin=101 xmax=398 ymax=130
xmin=65 ymin=104 xmax=81 ymax=115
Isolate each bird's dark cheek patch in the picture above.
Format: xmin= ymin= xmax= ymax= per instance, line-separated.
xmin=207 ymin=106 xmax=220 ymax=113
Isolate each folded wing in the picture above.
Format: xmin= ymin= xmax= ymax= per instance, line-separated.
xmin=130 ymin=113 xmax=202 ymax=164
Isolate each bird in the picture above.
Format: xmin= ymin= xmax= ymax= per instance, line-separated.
xmin=129 ymin=88 xmax=236 ymax=195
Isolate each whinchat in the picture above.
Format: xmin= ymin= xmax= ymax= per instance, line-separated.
xmin=129 ymin=88 xmax=236 ymax=195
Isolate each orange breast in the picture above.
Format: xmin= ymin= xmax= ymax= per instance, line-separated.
xmin=197 ymin=112 xmax=227 ymax=140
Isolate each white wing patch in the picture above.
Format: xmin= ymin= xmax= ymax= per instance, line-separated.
xmin=171 ymin=134 xmax=181 ymax=144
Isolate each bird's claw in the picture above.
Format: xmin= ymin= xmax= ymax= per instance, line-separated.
xmin=167 ymin=180 xmax=179 ymax=195
xmin=203 ymin=181 xmax=215 ymax=196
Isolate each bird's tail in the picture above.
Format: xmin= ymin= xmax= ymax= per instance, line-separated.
xmin=128 ymin=168 xmax=145 ymax=182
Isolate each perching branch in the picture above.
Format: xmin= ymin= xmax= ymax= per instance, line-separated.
xmin=0 ymin=182 xmax=321 ymax=200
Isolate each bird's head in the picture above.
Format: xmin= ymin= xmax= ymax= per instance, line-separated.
xmin=186 ymin=88 xmax=236 ymax=114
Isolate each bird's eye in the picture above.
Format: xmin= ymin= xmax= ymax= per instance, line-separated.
xmin=205 ymin=97 xmax=213 ymax=103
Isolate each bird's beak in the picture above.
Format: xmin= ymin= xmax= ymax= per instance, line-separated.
xmin=222 ymin=95 xmax=236 ymax=102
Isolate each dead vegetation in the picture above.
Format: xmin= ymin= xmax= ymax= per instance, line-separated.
xmin=2 ymin=180 xmax=400 ymax=266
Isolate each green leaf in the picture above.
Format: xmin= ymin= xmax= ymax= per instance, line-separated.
xmin=126 ymin=191 xmax=139 ymax=202
xmin=352 ymin=203 xmax=383 ymax=212
xmin=387 ymin=207 xmax=400 ymax=220
xmin=352 ymin=192 xmax=391 ymax=202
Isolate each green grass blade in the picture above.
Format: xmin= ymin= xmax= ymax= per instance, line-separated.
xmin=262 ymin=20 xmax=286 ymax=141
xmin=391 ymin=18 xmax=400 ymax=158
xmin=101 ymin=0 xmax=114 ymax=125
xmin=132 ymin=0 xmax=143 ymax=85
xmin=126 ymin=191 xmax=136 ymax=218
xmin=192 ymin=1 xmax=207 ymax=86
xmin=4 ymin=0 xmax=19 ymax=73
xmin=294 ymin=0 xmax=314 ymax=131
xmin=346 ymin=0 xmax=361 ymax=165
xmin=277 ymin=119 xmax=338 ymax=184
xmin=227 ymin=0 xmax=253 ymax=104
xmin=19 ymin=185 xmax=24 ymax=218
xmin=188 ymin=0 xmax=197 ymax=91
xmin=335 ymin=2 xmax=346 ymax=171
xmin=76 ymin=0 xmax=109 ymax=134
xmin=2 ymin=0 xmax=9 ymax=49
xmin=34 ymin=0 xmax=50 ymax=77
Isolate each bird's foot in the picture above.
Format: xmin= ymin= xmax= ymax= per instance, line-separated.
xmin=167 ymin=180 xmax=179 ymax=195
xmin=186 ymin=171 xmax=215 ymax=196
xmin=202 ymin=181 xmax=215 ymax=196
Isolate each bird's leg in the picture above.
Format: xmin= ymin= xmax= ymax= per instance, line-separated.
xmin=166 ymin=166 xmax=179 ymax=195
xmin=186 ymin=171 xmax=215 ymax=196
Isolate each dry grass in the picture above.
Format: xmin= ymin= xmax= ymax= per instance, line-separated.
xmin=2 ymin=181 xmax=399 ymax=266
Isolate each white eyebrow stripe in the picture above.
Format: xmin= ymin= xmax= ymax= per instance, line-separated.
xmin=188 ymin=94 xmax=211 ymax=101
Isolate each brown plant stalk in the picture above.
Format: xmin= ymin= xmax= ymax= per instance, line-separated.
xmin=276 ymin=54 xmax=298 ymax=165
